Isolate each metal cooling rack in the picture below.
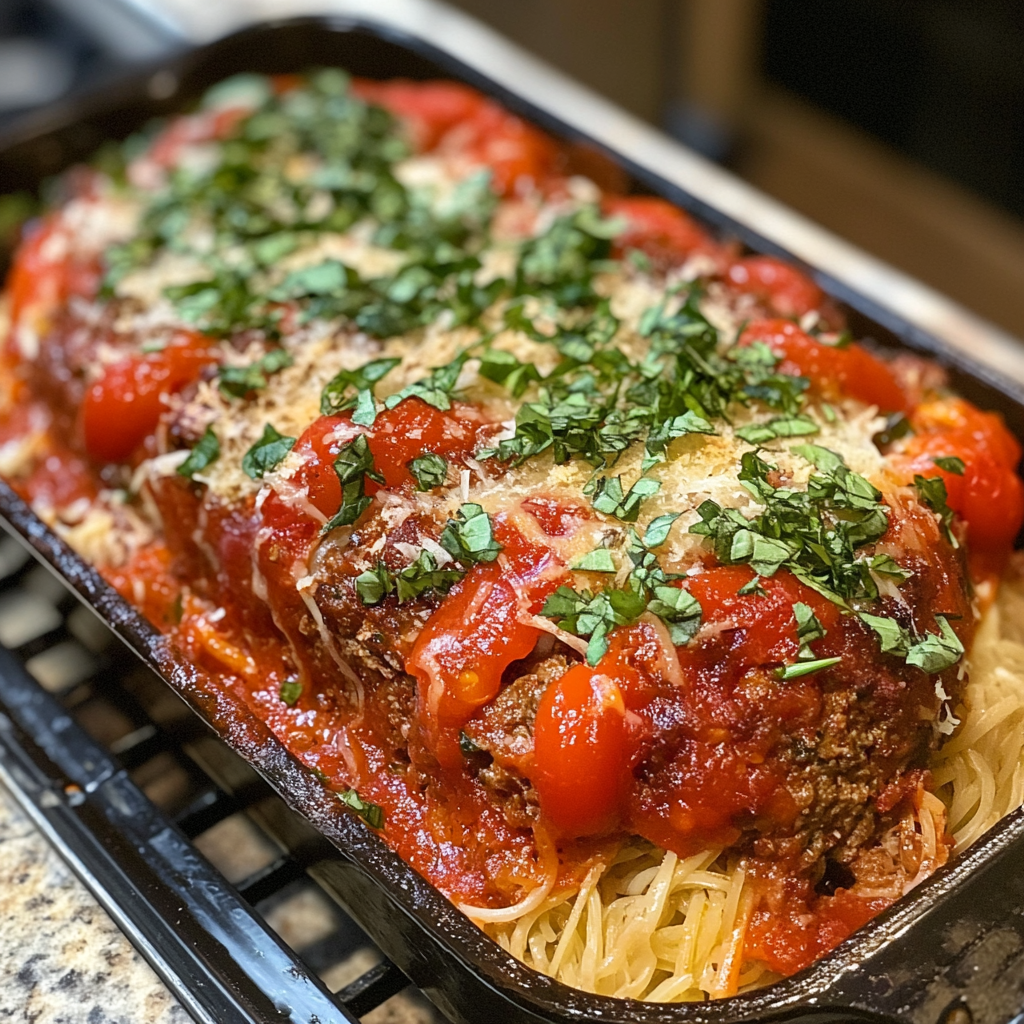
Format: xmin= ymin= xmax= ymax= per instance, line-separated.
xmin=0 ymin=529 xmax=440 ymax=1024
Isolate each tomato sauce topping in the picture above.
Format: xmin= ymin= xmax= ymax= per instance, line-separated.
xmin=739 ymin=318 xmax=910 ymax=413
xmin=81 ymin=331 xmax=218 ymax=463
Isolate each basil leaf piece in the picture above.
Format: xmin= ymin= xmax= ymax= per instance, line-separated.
xmin=591 ymin=476 xmax=662 ymax=522
xmin=279 ymin=679 xmax=302 ymax=706
xmin=242 ymin=423 xmax=296 ymax=479
xmin=355 ymin=550 xmax=464 ymax=606
xmin=321 ymin=434 xmax=381 ymax=533
xmin=914 ymin=474 xmax=959 ymax=548
xmin=320 ymin=357 xmax=401 ymax=416
xmin=178 ymin=427 xmax=220 ymax=479
xmin=439 ymin=503 xmax=502 ymax=566
xmin=907 ymin=615 xmax=964 ymax=674
xmin=338 ymin=788 xmax=384 ymax=830
xmin=572 ymin=548 xmax=617 ymax=573
xmin=644 ymin=513 xmax=681 ymax=550
xmin=219 ymin=348 xmax=293 ymax=398
xmin=858 ymin=612 xmax=911 ymax=656
xmin=933 ymin=456 xmax=966 ymax=476
xmin=408 ymin=453 xmax=448 ymax=491
xmin=775 ymin=656 xmax=842 ymax=681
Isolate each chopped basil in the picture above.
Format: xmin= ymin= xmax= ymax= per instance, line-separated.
xmin=459 ymin=730 xmax=484 ymax=755
xmin=590 ymin=475 xmax=662 ymax=522
xmin=873 ymin=412 xmax=913 ymax=449
xmin=384 ymin=351 xmax=468 ymax=412
xmin=408 ymin=453 xmax=448 ymax=491
xmin=571 ymin=548 xmax=617 ymax=572
xmin=934 ymin=456 xmax=966 ymax=476
xmin=914 ymin=474 xmax=959 ymax=547
xmin=355 ymin=549 xmax=463 ymax=606
xmin=542 ymin=583 xmax=648 ymax=666
xmin=439 ymin=503 xmax=502 ymax=566
xmin=242 ymin=423 xmax=295 ymax=479
xmin=320 ymin=357 xmax=401 ymax=417
xmin=775 ymin=656 xmax=841 ymax=681
xmin=218 ymin=348 xmax=293 ymax=398
xmin=858 ymin=612 xmax=964 ymax=675
xmin=338 ymin=788 xmax=384 ymax=830
xmin=735 ymin=415 xmax=819 ymax=444
xmin=177 ymin=427 xmax=220 ymax=479
xmin=279 ymin=679 xmax=302 ymax=706
xmin=321 ymin=434 xmax=382 ymax=533
xmin=478 ymin=348 xmax=542 ymax=398
xmin=691 ymin=447 xmax=898 ymax=609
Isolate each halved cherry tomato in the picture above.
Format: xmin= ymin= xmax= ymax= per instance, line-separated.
xmin=288 ymin=398 xmax=484 ymax=521
xmin=532 ymin=663 xmax=628 ymax=837
xmin=406 ymin=519 xmax=565 ymax=768
xmin=351 ymin=79 xmax=485 ymax=151
xmin=603 ymin=195 xmax=719 ymax=268
xmin=682 ymin=565 xmax=840 ymax=668
xmin=7 ymin=215 xmax=101 ymax=339
xmin=727 ymin=255 xmax=825 ymax=320
xmin=520 ymin=496 xmax=593 ymax=537
xmin=353 ymin=78 xmax=559 ymax=195
xmin=81 ymin=332 xmax=217 ymax=463
xmin=893 ymin=396 xmax=1024 ymax=580
xmin=739 ymin=318 xmax=909 ymax=413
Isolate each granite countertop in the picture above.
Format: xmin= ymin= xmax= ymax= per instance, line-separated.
xmin=0 ymin=780 xmax=188 ymax=1024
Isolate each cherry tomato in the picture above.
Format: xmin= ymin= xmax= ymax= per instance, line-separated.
xmin=354 ymin=78 xmax=559 ymax=195
xmin=288 ymin=398 xmax=484 ymax=522
xmin=739 ymin=318 xmax=909 ymax=413
xmin=351 ymin=79 xmax=485 ymax=151
xmin=603 ymin=195 xmax=719 ymax=268
xmin=532 ymin=663 xmax=628 ymax=837
xmin=81 ymin=332 xmax=217 ymax=463
xmin=682 ymin=565 xmax=840 ymax=668
xmin=727 ymin=256 xmax=825 ymax=319
xmin=894 ymin=396 xmax=1024 ymax=580
xmin=7 ymin=215 xmax=101 ymax=338
xmin=405 ymin=520 xmax=564 ymax=768
xmin=520 ymin=496 xmax=592 ymax=537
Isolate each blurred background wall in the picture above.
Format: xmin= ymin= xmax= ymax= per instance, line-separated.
xmin=0 ymin=0 xmax=1022 ymax=336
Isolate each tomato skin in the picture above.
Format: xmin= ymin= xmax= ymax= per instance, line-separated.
xmin=727 ymin=256 xmax=824 ymax=319
xmin=406 ymin=519 xmax=565 ymax=768
xmin=894 ymin=397 xmax=1024 ymax=580
xmin=81 ymin=332 xmax=217 ymax=463
xmin=354 ymin=78 xmax=558 ymax=195
xmin=683 ymin=565 xmax=840 ymax=671
xmin=288 ymin=398 xmax=484 ymax=522
xmin=7 ymin=215 xmax=101 ymax=337
xmin=352 ymin=79 xmax=485 ymax=151
xmin=739 ymin=318 xmax=909 ymax=413
xmin=520 ymin=496 xmax=593 ymax=537
xmin=603 ymin=195 xmax=719 ymax=267
xmin=532 ymin=663 xmax=628 ymax=837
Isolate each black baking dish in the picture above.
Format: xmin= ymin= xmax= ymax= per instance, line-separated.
xmin=2 ymin=17 xmax=1024 ymax=1024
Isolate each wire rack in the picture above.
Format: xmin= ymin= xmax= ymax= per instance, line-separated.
xmin=0 ymin=529 xmax=441 ymax=1024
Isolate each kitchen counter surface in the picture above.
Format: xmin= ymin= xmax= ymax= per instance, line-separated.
xmin=0 ymin=779 xmax=187 ymax=1024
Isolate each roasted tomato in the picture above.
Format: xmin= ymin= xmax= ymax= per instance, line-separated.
xmin=892 ymin=396 xmax=1024 ymax=579
xmin=81 ymin=332 xmax=217 ymax=463
xmin=6 ymin=215 xmax=101 ymax=340
xmin=739 ymin=318 xmax=909 ymax=413
xmin=354 ymin=78 xmax=559 ymax=195
xmin=286 ymin=398 xmax=484 ymax=521
xmin=726 ymin=255 xmax=825 ymax=320
xmin=603 ymin=195 xmax=720 ymax=268
xmin=532 ymin=662 xmax=629 ymax=837
xmin=406 ymin=520 xmax=565 ymax=768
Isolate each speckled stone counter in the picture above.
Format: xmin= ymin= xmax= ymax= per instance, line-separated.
xmin=0 ymin=780 xmax=188 ymax=1024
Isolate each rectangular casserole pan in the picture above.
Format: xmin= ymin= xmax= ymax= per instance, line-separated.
xmin=2 ymin=17 xmax=1024 ymax=1024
